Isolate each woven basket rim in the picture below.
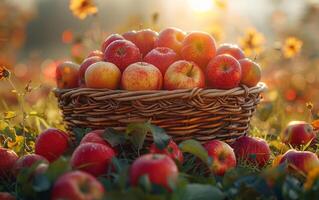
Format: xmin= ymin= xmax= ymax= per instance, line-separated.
xmin=53 ymin=82 xmax=267 ymax=97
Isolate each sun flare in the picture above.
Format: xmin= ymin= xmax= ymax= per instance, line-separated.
xmin=187 ymin=0 xmax=214 ymax=12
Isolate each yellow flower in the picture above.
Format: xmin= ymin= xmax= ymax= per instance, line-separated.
xmin=239 ymin=28 xmax=265 ymax=57
xmin=282 ymin=37 xmax=302 ymax=58
xmin=304 ymin=167 xmax=319 ymax=190
xmin=69 ymin=0 xmax=98 ymax=20
xmin=0 ymin=66 xmax=10 ymax=80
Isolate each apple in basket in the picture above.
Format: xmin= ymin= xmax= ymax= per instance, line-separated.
xmin=206 ymin=54 xmax=242 ymax=89
xmin=164 ymin=60 xmax=205 ymax=90
xmin=130 ymin=154 xmax=178 ymax=191
xmin=181 ymin=31 xmax=217 ymax=69
xmin=85 ymin=61 xmax=121 ymax=89
xmin=204 ymin=140 xmax=237 ymax=176
xmin=121 ymin=62 xmax=163 ymax=90
xmin=239 ymin=58 xmax=262 ymax=87
xmin=144 ymin=47 xmax=179 ymax=75
xmin=51 ymin=171 xmax=105 ymax=200
xmin=56 ymin=61 xmax=80 ymax=89
xmin=122 ymin=29 xmax=158 ymax=57
xmin=104 ymin=40 xmax=142 ymax=72
xmin=155 ymin=27 xmax=186 ymax=54
xmin=101 ymin=33 xmax=124 ymax=53
xmin=216 ymin=43 xmax=245 ymax=60
xmin=79 ymin=56 xmax=103 ymax=86
xmin=280 ymin=121 xmax=316 ymax=147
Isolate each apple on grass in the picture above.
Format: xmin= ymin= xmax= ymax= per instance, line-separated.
xmin=149 ymin=140 xmax=184 ymax=164
xmin=206 ymin=54 xmax=242 ymax=89
xmin=0 ymin=147 xmax=18 ymax=177
xmin=181 ymin=31 xmax=217 ymax=69
xmin=0 ymin=192 xmax=15 ymax=200
xmin=144 ymin=47 xmax=179 ymax=75
xmin=79 ymin=56 xmax=103 ymax=86
xmin=232 ymin=136 xmax=271 ymax=168
xmin=35 ymin=128 xmax=69 ymax=162
xmin=71 ymin=143 xmax=116 ymax=177
xmin=130 ymin=154 xmax=178 ymax=191
xmin=84 ymin=61 xmax=121 ymax=89
xmin=104 ymin=40 xmax=141 ymax=72
xmin=216 ymin=43 xmax=245 ymax=60
xmin=239 ymin=58 xmax=261 ymax=87
xmin=56 ymin=61 xmax=80 ymax=89
xmin=121 ymin=62 xmax=163 ymax=91
xmin=155 ymin=27 xmax=186 ymax=54
xmin=123 ymin=29 xmax=158 ymax=56
xmin=101 ymin=33 xmax=124 ymax=53
xmin=204 ymin=140 xmax=237 ymax=176
xmin=13 ymin=154 xmax=49 ymax=175
xmin=51 ymin=171 xmax=105 ymax=200
xmin=280 ymin=150 xmax=319 ymax=175
xmin=280 ymin=121 xmax=316 ymax=147
xmin=164 ymin=60 xmax=205 ymax=90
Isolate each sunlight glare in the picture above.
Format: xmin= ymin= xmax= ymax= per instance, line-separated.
xmin=187 ymin=0 xmax=214 ymax=12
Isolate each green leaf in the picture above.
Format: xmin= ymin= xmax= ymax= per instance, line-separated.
xmin=179 ymin=140 xmax=209 ymax=164
xmin=148 ymin=124 xmax=170 ymax=150
xmin=178 ymin=184 xmax=225 ymax=200
xmin=72 ymin=127 xmax=91 ymax=146
xmin=126 ymin=123 xmax=149 ymax=150
xmin=138 ymin=174 xmax=152 ymax=193
xmin=45 ymin=157 xmax=70 ymax=182
xmin=103 ymin=128 xmax=127 ymax=147
xmin=32 ymin=174 xmax=50 ymax=192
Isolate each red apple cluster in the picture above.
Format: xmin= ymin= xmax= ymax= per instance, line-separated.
xmin=56 ymin=27 xmax=262 ymax=90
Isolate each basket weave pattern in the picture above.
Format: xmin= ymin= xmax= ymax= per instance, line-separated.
xmin=54 ymin=83 xmax=266 ymax=143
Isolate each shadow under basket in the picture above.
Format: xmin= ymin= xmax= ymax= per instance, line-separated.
xmin=53 ymin=82 xmax=267 ymax=143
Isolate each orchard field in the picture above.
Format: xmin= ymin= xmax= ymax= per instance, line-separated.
xmin=1 ymin=0 xmax=319 ymax=199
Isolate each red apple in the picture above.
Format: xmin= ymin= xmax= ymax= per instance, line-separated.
xmin=280 ymin=150 xmax=319 ymax=174
xmin=14 ymin=154 xmax=49 ymax=175
xmin=155 ymin=27 xmax=186 ymax=54
xmin=181 ymin=31 xmax=216 ymax=69
xmin=51 ymin=171 xmax=105 ymax=200
xmin=123 ymin=29 xmax=158 ymax=56
xmin=144 ymin=47 xmax=179 ymax=75
xmin=121 ymin=62 xmax=163 ymax=91
xmin=204 ymin=140 xmax=237 ymax=176
xmin=206 ymin=54 xmax=242 ymax=89
xmin=239 ymin=58 xmax=261 ymax=87
xmin=104 ymin=40 xmax=142 ymax=72
xmin=85 ymin=61 xmax=121 ymax=89
xmin=101 ymin=33 xmax=124 ymax=53
xmin=71 ymin=143 xmax=115 ymax=177
xmin=87 ymin=50 xmax=104 ymax=58
xmin=35 ymin=128 xmax=69 ymax=162
xmin=164 ymin=60 xmax=205 ymax=90
xmin=232 ymin=136 xmax=271 ymax=167
xmin=0 ymin=192 xmax=15 ymax=200
xmin=56 ymin=61 xmax=80 ymax=89
xmin=0 ymin=147 xmax=18 ymax=176
xmin=79 ymin=56 xmax=103 ymax=85
xmin=216 ymin=44 xmax=245 ymax=60
xmin=130 ymin=154 xmax=178 ymax=190
xmin=149 ymin=140 xmax=184 ymax=164
xmin=80 ymin=130 xmax=110 ymax=146
xmin=280 ymin=121 xmax=316 ymax=147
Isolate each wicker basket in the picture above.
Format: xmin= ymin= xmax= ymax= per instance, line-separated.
xmin=54 ymin=82 xmax=266 ymax=143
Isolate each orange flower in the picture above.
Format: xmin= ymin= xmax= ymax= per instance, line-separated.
xmin=282 ymin=37 xmax=302 ymax=58
xmin=0 ymin=66 xmax=10 ymax=80
xmin=69 ymin=0 xmax=98 ymax=20
xmin=239 ymin=28 xmax=265 ymax=57
xmin=312 ymin=119 xmax=319 ymax=130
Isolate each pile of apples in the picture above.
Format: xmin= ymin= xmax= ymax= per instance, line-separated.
xmin=56 ymin=27 xmax=261 ymax=90
xmin=1 ymin=120 xmax=318 ymax=199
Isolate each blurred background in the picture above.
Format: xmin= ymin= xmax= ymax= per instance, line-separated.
xmin=1 ymin=0 xmax=319 ymax=136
